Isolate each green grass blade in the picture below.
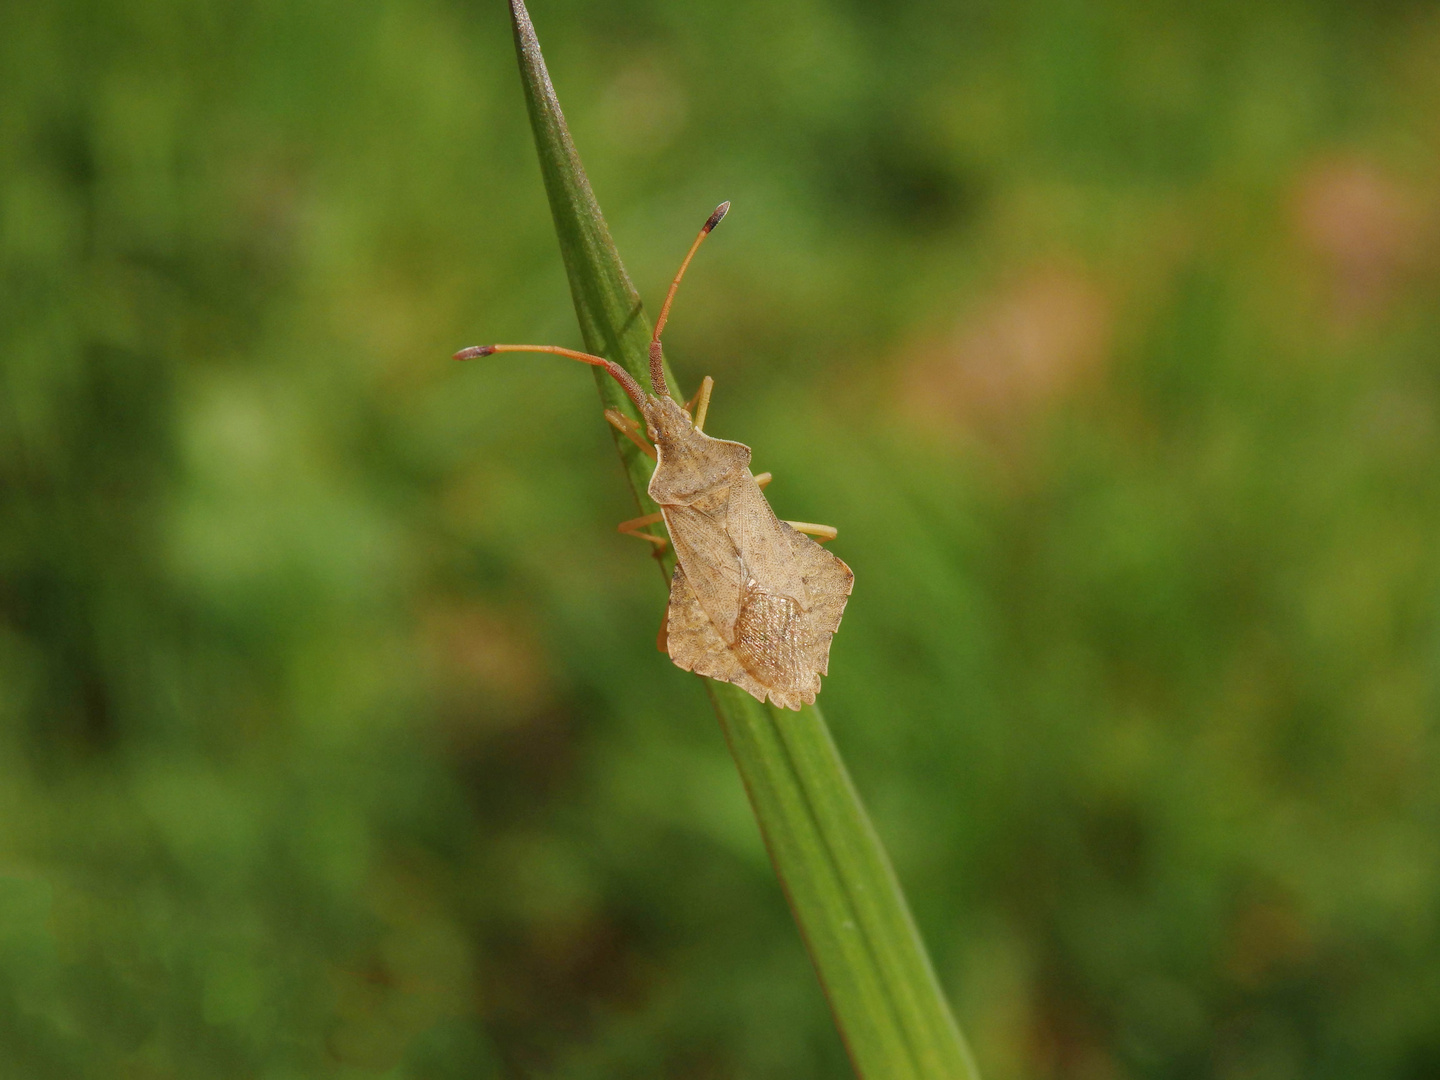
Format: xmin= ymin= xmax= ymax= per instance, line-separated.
xmin=508 ymin=4 xmax=979 ymax=1076
xmin=508 ymin=0 xmax=660 ymax=506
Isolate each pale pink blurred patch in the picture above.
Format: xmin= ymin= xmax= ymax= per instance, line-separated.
xmin=1293 ymin=157 xmax=1432 ymax=321
xmin=420 ymin=601 xmax=552 ymax=722
xmin=897 ymin=267 xmax=1113 ymax=441
xmin=1224 ymin=895 xmax=1314 ymax=989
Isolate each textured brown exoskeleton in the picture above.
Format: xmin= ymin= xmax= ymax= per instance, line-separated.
xmin=456 ymin=204 xmax=852 ymax=710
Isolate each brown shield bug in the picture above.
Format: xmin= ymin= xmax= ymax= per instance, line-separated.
xmin=456 ymin=203 xmax=852 ymax=709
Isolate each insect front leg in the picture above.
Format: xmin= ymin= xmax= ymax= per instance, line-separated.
xmin=682 ymin=376 xmax=714 ymax=432
xmin=618 ymin=510 xmax=669 ymax=552
xmin=605 ymin=409 xmax=657 ymax=459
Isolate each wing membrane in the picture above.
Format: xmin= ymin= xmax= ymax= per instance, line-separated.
xmin=663 ymin=493 xmax=744 ymax=643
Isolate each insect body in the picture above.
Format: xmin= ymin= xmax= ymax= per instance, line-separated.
xmin=456 ymin=204 xmax=851 ymax=710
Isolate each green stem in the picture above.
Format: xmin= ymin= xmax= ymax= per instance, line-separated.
xmin=507 ymin=4 xmax=979 ymax=1075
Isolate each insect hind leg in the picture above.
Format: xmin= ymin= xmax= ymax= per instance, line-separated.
xmin=784 ymin=520 xmax=837 ymax=543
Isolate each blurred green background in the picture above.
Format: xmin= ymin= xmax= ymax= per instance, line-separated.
xmin=4 ymin=0 xmax=1440 ymax=1076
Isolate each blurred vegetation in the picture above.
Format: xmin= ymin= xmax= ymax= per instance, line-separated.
xmin=3 ymin=0 xmax=1440 ymax=1076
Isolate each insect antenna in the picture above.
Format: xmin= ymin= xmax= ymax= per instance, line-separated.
xmin=649 ymin=201 xmax=729 ymax=399
xmin=454 ymin=343 xmax=647 ymax=411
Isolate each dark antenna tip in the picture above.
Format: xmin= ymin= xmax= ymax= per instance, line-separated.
xmin=454 ymin=345 xmax=496 ymax=360
xmin=704 ymin=201 xmax=731 ymax=233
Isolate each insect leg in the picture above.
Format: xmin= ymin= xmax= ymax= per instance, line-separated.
xmin=753 ymin=471 xmax=772 ymax=489
xmin=618 ymin=511 xmax=669 ymax=551
xmin=683 ymin=376 xmax=715 ymax=432
xmin=604 ymin=408 xmax=657 ymax=460
xmin=784 ymin=520 xmax=838 ymax=543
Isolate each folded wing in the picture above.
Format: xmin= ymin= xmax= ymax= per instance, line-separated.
xmin=662 ymin=473 xmax=853 ymax=710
